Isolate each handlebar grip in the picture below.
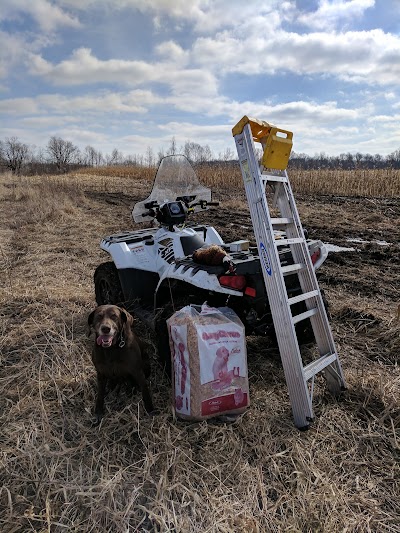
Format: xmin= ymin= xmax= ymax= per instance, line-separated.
xmin=141 ymin=210 xmax=155 ymax=217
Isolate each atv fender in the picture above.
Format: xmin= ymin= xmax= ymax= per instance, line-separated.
xmin=155 ymin=262 xmax=241 ymax=296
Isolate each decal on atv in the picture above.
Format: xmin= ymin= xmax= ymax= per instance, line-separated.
xmin=127 ymin=244 xmax=151 ymax=266
xmin=259 ymin=242 xmax=272 ymax=276
xmin=159 ymin=239 xmax=175 ymax=263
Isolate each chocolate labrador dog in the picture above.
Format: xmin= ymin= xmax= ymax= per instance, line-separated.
xmin=88 ymin=304 xmax=154 ymax=425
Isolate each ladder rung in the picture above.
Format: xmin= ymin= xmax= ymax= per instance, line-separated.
xmin=262 ymin=174 xmax=288 ymax=183
xmin=271 ymin=217 xmax=293 ymax=226
xmin=275 ymin=237 xmax=304 ymax=246
xmin=304 ymin=353 xmax=338 ymax=381
xmin=281 ymin=263 xmax=305 ymax=275
xmin=292 ymin=307 xmax=318 ymax=324
xmin=288 ymin=290 xmax=319 ymax=306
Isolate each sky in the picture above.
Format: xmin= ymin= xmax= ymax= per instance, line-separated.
xmin=1 ymin=0 xmax=400 ymax=159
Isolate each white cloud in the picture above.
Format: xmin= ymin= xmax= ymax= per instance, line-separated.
xmin=27 ymin=47 xmax=219 ymax=98
xmin=192 ymin=28 xmax=400 ymax=86
xmin=21 ymin=115 xmax=84 ymax=127
xmin=1 ymin=0 xmax=80 ymax=32
xmin=155 ymin=41 xmax=188 ymax=63
xmin=298 ymin=0 xmax=375 ymax=31
xmin=0 ymin=31 xmax=29 ymax=81
xmin=0 ymin=97 xmax=39 ymax=114
xmin=158 ymin=121 xmax=228 ymax=139
xmin=57 ymin=0 xmax=286 ymax=33
xmin=57 ymin=0 xmax=206 ymax=21
xmin=53 ymin=127 xmax=108 ymax=145
xmin=8 ymin=2 xmax=400 ymax=96
xmin=370 ymin=113 xmax=400 ymax=123
xmin=0 ymin=90 xmax=162 ymax=115
xmin=28 ymin=48 xmax=152 ymax=84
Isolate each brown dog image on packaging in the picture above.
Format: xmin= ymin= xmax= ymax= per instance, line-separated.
xmin=88 ymin=304 xmax=154 ymax=425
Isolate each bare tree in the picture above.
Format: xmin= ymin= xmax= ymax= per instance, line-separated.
xmin=387 ymin=149 xmax=400 ymax=169
xmin=83 ymin=145 xmax=103 ymax=167
xmin=166 ymin=137 xmax=177 ymax=156
xmin=47 ymin=136 xmax=79 ymax=172
xmin=219 ymin=147 xmax=235 ymax=161
xmin=145 ymin=146 xmax=155 ymax=167
xmin=182 ymin=141 xmax=213 ymax=163
xmin=0 ymin=137 xmax=30 ymax=174
xmin=106 ymin=148 xmax=123 ymax=166
xmin=200 ymin=144 xmax=213 ymax=163
xmin=156 ymin=149 xmax=165 ymax=164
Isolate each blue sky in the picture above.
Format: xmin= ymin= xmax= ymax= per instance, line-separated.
xmin=1 ymin=0 xmax=400 ymax=159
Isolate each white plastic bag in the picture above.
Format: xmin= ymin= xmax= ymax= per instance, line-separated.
xmin=167 ymin=304 xmax=250 ymax=420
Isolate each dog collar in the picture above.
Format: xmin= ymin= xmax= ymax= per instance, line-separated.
xmin=118 ymin=332 xmax=125 ymax=348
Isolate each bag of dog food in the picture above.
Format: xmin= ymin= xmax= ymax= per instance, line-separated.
xmin=167 ymin=303 xmax=250 ymax=421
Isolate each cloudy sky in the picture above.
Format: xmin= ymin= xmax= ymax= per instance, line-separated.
xmin=1 ymin=0 xmax=400 ymax=159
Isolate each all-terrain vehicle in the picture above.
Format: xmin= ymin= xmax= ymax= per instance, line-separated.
xmin=94 ymin=154 xmax=328 ymax=372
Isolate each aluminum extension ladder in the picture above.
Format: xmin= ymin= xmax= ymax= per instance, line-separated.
xmin=232 ymin=116 xmax=346 ymax=429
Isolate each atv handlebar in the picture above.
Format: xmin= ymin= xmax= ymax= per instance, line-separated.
xmin=141 ymin=209 xmax=156 ymax=217
xmin=189 ymin=200 xmax=220 ymax=209
xmin=140 ymin=199 xmax=220 ymax=220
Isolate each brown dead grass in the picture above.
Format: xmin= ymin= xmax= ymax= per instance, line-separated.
xmin=0 ymin=171 xmax=399 ymax=532
xmin=75 ymin=164 xmax=400 ymax=198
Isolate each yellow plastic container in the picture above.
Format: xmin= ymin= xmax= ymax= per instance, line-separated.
xmin=232 ymin=116 xmax=293 ymax=170
xmin=262 ymin=127 xmax=293 ymax=170
xmin=232 ymin=115 xmax=272 ymax=140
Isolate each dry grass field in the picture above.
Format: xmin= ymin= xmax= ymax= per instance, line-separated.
xmin=0 ymin=166 xmax=399 ymax=532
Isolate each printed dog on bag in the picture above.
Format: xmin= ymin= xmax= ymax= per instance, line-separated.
xmin=211 ymin=347 xmax=240 ymax=390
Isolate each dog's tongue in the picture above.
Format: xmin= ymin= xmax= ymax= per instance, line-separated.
xmin=97 ymin=335 xmax=113 ymax=347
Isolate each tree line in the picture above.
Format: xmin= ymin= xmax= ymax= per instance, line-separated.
xmin=1 ymin=135 xmax=400 ymax=175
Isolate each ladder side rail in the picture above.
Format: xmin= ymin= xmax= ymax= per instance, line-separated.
xmin=256 ymin=133 xmax=345 ymax=395
xmin=277 ymin=173 xmax=346 ymax=391
xmin=257 ymin=137 xmax=320 ymax=298
xmin=268 ymin=180 xmax=345 ymax=393
xmin=235 ymin=126 xmax=314 ymax=426
xmin=271 ymin=173 xmax=334 ymax=340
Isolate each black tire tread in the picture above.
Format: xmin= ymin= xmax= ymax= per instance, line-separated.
xmin=94 ymin=262 xmax=124 ymax=306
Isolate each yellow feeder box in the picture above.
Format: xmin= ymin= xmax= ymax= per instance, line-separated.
xmin=232 ymin=115 xmax=293 ymax=170
xmin=262 ymin=127 xmax=293 ymax=170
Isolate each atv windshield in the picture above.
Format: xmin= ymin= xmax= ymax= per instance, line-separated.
xmin=132 ymin=154 xmax=212 ymax=222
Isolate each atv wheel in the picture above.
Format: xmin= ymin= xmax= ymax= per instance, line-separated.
xmin=94 ymin=262 xmax=124 ymax=306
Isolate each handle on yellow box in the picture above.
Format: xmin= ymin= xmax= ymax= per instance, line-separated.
xmin=268 ymin=127 xmax=293 ymax=143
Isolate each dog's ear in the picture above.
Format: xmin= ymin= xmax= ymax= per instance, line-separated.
xmin=87 ymin=310 xmax=95 ymax=336
xmin=120 ymin=308 xmax=134 ymax=330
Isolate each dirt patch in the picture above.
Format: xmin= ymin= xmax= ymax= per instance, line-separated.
xmin=0 ymin=173 xmax=399 ymax=532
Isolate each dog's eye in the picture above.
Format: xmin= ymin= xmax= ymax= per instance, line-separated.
xmin=110 ymin=314 xmax=118 ymax=320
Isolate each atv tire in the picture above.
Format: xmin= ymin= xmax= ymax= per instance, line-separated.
xmin=154 ymin=312 xmax=172 ymax=379
xmin=94 ymin=262 xmax=124 ymax=307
